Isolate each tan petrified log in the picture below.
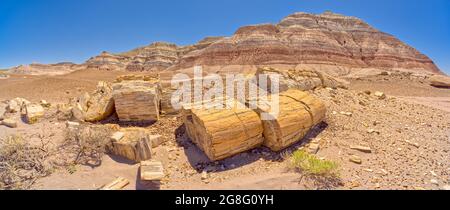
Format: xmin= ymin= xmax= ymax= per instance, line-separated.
xmin=430 ymin=75 xmax=450 ymax=88
xmin=182 ymin=99 xmax=264 ymax=161
xmin=248 ymin=89 xmax=326 ymax=151
xmin=255 ymin=67 xmax=348 ymax=92
xmin=109 ymin=128 xmax=153 ymax=162
xmin=84 ymin=81 xmax=115 ymax=122
xmin=99 ymin=177 xmax=130 ymax=190
xmin=112 ymin=77 xmax=161 ymax=122
xmin=24 ymin=103 xmax=45 ymax=124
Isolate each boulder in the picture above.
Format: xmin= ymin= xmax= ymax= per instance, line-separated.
xmin=1 ymin=118 xmax=17 ymax=128
xmin=247 ymin=89 xmax=326 ymax=151
xmin=140 ymin=160 xmax=165 ymax=181
xmin=112 ymin=78 xmax=161 ymax=122
xmin=109 ymin=128 xmax=153 ymax=162
xmin=24 ymin=103 xmax=45 ymax=124
xmin=182 ymin=99 xmax=264 ymax=161
xmin=430 ymin=75 xmax=450 ymax=88
xmin=84 ymin=82 xmax=115 ymax=122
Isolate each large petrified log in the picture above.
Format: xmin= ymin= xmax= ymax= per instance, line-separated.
xmin=112 ymin=76 xmax=161 ymax=122
xmin=182 ymin=99 xmax=264 ymax=161
xmin=248 ymin=89 xmax=326 ymax=151
xmin=24 ymin=103 xmax=45 ymax=124
xmin=430 ymin=75 xmax=450 ymax=88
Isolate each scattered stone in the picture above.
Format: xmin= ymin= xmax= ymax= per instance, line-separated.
xmin=430 ymin=171 xmax=437 ymax=177
xmin=307 ymin=143 xmax=320 ymax=154
xmin=201 ymin=170 xmax=208 ymax=180
xmin=1 ymin=118 xmax=17 ymax=128
xmin=40 ymin=100 xmax=51 ymax=108
xmin=374 ymin=91 xmax=386 ymax=100
xmin=99 ymin=177 xmax=130 ymax=190
xmin=363 ymin=168 xmax=373 ymax=172
xmin=24 ymin=103 xmax=45 ymax=124
xmin=350 ymin=145 xmax=372 ymax=153
xmin=340 ymin=111 xmax=353 ymax=117
xmin=140 ymin=160 xmax=165 ymax=181
xmin=363 ymin=90 xmax=371 ymax=95
xmin=405 ymin=140 xmax=420 ymax=148
xmin=349 ymin=155 xmax=362 ymax=164
xmin=66 ymin=121 xmax=80 ymax=130
xmin=367 ymin=129 xmax=380 ymax=134
xmin=430 ymin=179 xmax=439 ymax=185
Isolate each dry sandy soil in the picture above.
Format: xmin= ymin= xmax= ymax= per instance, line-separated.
xmin=1 ymin=70 xmax=449 ymax=190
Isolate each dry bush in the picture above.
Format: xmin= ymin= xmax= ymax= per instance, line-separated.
xmin=0 ymin=135 xmax=54 ymax=189
xmin=63 ymin=124 xmax=115 ymax=167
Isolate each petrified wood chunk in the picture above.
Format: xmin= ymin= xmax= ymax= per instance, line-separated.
xmin=24 ymin=103 xmax=45 ymax=124
xmin=182 ymin=99 xmax=264 ymax=161
xmin=140 ymin=160 xmax=165 ymax=181
xmin=84 ymin=81 xmax=115 ymax=122
xmin=248 ymin=89 xmax=326 ymax=151
xmin=110 ymin=128 xmax=152 ymax=162
xmin=99 ymin=177 xmax=130 ymax=190
xmin=112 ymin=79 xmax=161 ymax=122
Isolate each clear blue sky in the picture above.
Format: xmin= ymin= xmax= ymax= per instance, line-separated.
xmin=1 ymin=0 xmax=449 ymax=74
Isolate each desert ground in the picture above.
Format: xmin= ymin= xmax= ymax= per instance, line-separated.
xmin=0 ymin=69 xmax=449 ymax=190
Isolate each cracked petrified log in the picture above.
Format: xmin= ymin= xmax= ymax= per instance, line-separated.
xmin=182 ymin=99 xmax=264 ymax=161
xmin=112 ymin=78 xmax=161 ymax=122
xmin=109 ymin=128 xmax=153 ymax=162
xmin=83 ymin=81 xmax=115 ymax=122
xmin=248 ymin=89 xmax=326 ymax=151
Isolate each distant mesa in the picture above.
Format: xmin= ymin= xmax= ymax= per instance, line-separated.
xmin=6 ymin=12 xmax=444 ymax=76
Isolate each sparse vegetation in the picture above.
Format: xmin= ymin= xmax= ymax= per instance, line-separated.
xmin=63 ymin=124 xmax=115 ymax=167
xmin=0 ymin=135 xmax=54 ymax=189
xmin=289 ymin=149 xmax=341 ymax=189
xmin=290 ymin=149 xmax=339 ymax=178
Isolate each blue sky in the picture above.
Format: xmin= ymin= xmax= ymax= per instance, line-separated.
xmin=0 ymin=0 xmax=449 ymax=74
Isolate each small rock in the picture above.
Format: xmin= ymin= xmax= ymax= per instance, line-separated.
xmin=374 ymin=91 xmax=386 ymax=100
xmin=350 ymin=145 xmax=372 ymax=153
xmin=0 ymin=104 xmax=6 ymax=120
xmin=363 ymin=168 xmax=374 ymax=172
xmin=307 ymin=143 xmax=320 ymax=154
xmin=349 ymin=155 xmax=362 ymax=164
xmin=66 ymin=121 xmax=80 ymax=130
xmin=340 ymin=111 xmax=353 ymax=117
xmin=40 ymin=100 xmax=51 ymax=108
xmin=430 ymin=179 xmax=439 ymax=185
xmin=430 ymin=171 xmax=437 ymax=177
xmin=441 ymin=185 xmax=450 ymax=190
xmin=363 ymin=90 xmax=371 ymax=95
xmin=367 ymin=129 xmax=380 ymax=134
xmin=201 ymin=170 xmax=208 ymax=180
xmin=1 ymin=118 xmax=17 ymax=128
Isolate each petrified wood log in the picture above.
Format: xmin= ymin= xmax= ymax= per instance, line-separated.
xmin=182 ymin=99 xmax=264 ymax=161
xmin=112 ymin=79 xmax=161 ymax=122
xmin=248 ymin=89 xmax=326 ymax=151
